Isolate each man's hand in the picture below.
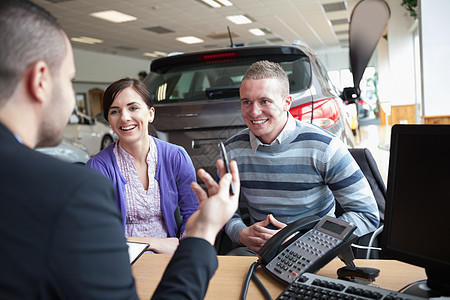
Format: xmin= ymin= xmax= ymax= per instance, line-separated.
xmin=238 ymin=214 xmax=287 ymax=252
xmin=186 ymin=159 xmax=240 ymax=245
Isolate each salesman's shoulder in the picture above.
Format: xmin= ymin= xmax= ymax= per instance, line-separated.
xmin=41 ymin=150 xmax=110 ymax=189
xmin=0 ymin=127 xmax=110 ymax=192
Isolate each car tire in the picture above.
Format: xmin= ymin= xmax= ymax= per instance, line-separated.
xmin=101 ymin=135 xmax=113 ymax=150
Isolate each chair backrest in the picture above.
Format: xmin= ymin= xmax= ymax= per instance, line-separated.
xmin=348 ymin=148 xmax=386 ymax=223
xmin=336 ymin=148 xmax=386 ymax=259
xmin=174 ymin=206 xmax=183 ymax=238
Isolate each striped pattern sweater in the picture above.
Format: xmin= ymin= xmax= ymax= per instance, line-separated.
xmin=224 ymin=121 xmax=379 ymax=244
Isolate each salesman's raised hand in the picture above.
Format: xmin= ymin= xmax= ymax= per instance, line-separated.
xmin=187 ymin=159 xmax=240 ymax=245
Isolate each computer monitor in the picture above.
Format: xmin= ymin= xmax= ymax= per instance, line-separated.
xmin=382 ymin=124 xmax=450 ymax=297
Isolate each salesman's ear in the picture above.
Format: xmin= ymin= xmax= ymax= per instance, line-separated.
xmin=26 ymin=60 xmax=51 ymax=105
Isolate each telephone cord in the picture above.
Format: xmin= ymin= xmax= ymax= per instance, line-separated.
xmin=240 ymin=261 xmax=273 ymax=300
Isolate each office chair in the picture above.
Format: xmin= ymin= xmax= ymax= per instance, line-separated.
xmin=336 ymin=148 xmax=387 ymax=259
xmin=174 ymin=206 xmax=183 ymax=238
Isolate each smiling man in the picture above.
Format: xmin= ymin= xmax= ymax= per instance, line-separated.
xmin=223 ymin=60 xmax=379 ymax=256
xmin=239 ymin=66 xmax=292 ymax=145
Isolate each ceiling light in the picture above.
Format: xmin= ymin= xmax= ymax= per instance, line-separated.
xmin=226 ymin=15 xmax=252 ymax=25
xmin=201 ymin=0 xmax=233 ymax=8
xmin=143 ymin=51 xmax=168 ymax=58
xmin=176 ymin=36 xmax=204 ymax=44
xmin=143 ymin=52 xmax=158 ymax=57
xmin=216 ymin=0 xmax=233 ymax=6
xmin=202 ymin=0 xmax=221 ymax=8
xmin=249 ymin=28 xmax=265 ymax=36
xmin=153 ymin=51 xmax=168 ymax=56
xmin=70 ymin=36 xmax=103 ymax=44
xmin=90 ymin=10 xmax=137 ymax=23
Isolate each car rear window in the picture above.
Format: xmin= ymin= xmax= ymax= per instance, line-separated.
xmin=145 ymin=54 xmax=311 ymax=104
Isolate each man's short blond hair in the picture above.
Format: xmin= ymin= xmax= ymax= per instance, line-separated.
xmin=242 ymin=60 xmax=289 ymax=98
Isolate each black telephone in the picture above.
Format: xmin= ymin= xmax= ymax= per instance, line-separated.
xmin=257 ymin=215 xmax=358 ymax=284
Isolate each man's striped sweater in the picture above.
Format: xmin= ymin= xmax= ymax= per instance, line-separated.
xmin=224 ymin=120 xmax=380 ymax=244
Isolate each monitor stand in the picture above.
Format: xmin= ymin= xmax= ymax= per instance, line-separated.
xmin=403 ymin=269 xmax=450 ymax=299
xmin=403 ymin=280 xmax=442 ymax=299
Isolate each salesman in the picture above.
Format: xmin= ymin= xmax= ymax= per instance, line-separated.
xmin=0 ymin=0 xmax=239 ymax=299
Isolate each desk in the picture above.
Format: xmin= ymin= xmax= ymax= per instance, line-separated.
xmin=132 ymin=255 xmax=426 ymax=299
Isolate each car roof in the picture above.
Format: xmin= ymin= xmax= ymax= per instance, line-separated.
xmin=150 ymin=44 xmax=312 ymax=72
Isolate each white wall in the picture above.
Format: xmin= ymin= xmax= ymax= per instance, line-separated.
xmin=376 ymin=33 xmax=390 ymax=105
xmin=419 ymin=0 xmax=450 ymax=117
xmin=316 ymin=47 xmax=350 ymax=71
xmin=71 ymin=48 xmax=152 ymax=113
xmin=73 ymin=82 xmax=109 ymax=96
xmin=385 ymin=0 xmax=416 ymax=106
xmin=73 ymin=48 xmax=151 ymax=85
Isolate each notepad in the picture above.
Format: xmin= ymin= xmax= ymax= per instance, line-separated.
xmin=127 ymin=242 xmax=149 ymax=265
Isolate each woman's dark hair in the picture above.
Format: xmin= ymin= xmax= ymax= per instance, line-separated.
xmin=103 ymin=77 xmax=153 ymax=121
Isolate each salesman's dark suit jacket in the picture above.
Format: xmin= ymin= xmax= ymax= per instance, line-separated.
xmin=0 ymin=122 xmax=217 ymax=299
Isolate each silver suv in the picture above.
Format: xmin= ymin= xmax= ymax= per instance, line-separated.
xmin=144 ymin=44 xmax=355 ymax=177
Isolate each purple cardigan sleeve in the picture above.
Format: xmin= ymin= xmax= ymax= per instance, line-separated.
xmin=153 ymin=138 xmax=198 ymax=237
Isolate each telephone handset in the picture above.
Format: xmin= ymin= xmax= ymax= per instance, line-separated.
xmin=258 ymin=215 xmax=321 ymax=266
xmin=257 ymin=215 xmax=357 ymax=284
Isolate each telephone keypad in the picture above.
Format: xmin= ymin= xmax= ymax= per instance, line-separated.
xmin=266 ymin=229 xmax=343 ymax=283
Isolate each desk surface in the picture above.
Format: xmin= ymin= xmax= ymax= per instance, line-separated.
xmin=132 ymin=254 xmax=426 ymax=299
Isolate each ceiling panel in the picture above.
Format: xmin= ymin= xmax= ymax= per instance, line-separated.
xmin=32 ymin=0 xmax=359 ymax=59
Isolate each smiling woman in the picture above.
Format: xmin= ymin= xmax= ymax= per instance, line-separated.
xmin=86 ymin=77 xmax=199 ymax=255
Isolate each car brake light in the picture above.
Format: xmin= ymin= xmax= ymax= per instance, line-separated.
xmin=200 ymin=52 xmax=241 ymax=64
xmin=289 ymin=97 xmax=341 ymax=129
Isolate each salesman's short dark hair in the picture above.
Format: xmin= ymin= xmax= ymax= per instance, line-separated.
xmin=0 ymin=0 xmax=67 ymax=104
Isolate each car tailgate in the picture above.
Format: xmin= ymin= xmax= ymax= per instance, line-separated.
xmin=152 ymin=98 xmax=244 ymax=131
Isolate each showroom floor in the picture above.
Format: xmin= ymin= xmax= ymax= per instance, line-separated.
xmin=354 ymin=121 xmax=391 ymax=185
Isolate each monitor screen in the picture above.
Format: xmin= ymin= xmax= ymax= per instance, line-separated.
xmin=382 ymin=124 xmax=450 ymax=296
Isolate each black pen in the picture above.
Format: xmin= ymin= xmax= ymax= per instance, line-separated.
xmin=218 ymin=142 xmax=235 ymax=195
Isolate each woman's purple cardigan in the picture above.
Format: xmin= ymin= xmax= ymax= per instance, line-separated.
xmin=86 ymin=137 xmax=198 ymax=237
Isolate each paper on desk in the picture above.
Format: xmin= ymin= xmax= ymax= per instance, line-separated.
xmin=127 ymin=242 xmax=149 ymax=265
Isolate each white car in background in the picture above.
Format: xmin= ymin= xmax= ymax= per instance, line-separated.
xmin=36 ymin=137 xmax=90 ymax=164
xmin=64 ymin=111 xmax=116 ymax=157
